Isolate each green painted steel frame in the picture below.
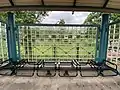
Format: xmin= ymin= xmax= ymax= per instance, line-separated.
xmin=98 ymin=14 xmax=109 ymax=63
xmin=7 ymin=12 xmax=17 ymax=63
xmin=18 ymin=23 xmax=99 ymax=61
xmin=6 ymin=13 xmax=110 ymax=64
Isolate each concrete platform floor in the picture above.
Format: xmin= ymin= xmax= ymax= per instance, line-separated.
xmin=0 ymin=75 xmax=120 ymax=90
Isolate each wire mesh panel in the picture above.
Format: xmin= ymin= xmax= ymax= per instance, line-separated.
xmin=18 ymin=24 xmax=98 ymax=62
xmin=108 ymin=23 xmax=120 ymax=65
xmin=0 ymin=22 xmax=8 ymax=62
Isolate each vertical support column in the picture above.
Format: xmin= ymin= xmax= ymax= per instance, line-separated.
xmin=98 ymin=14 xmax=109 ymax=63
xmin=6 ymin=21 xmax=12 ymax=59
xmin=7 ymin=12 xmax=17 ymax=63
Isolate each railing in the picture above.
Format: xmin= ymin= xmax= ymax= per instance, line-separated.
xmin=108 ymin=21 xmax=120 ymax=64
xmin=0 ymin=21 xmax=8 ymax=62
xmin=18 ymin=24 xmax=99 ymax=62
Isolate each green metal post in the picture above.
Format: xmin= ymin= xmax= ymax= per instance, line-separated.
xmin=104 ymin=16 xmax=110 ymax=60
xmin=7 ymin=12 xmax=17 ymax=63
xmin=6 ymin=24 xmax=12 ymax=59
xmin=98 ymin=14 xmax=109 ymax=63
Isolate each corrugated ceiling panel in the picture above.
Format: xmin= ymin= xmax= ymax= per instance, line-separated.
xmin=13 ymin=0 xmax=41 ymax=5
xmin=0 ymin=0 xmax=10 ymax=7
xmin=76 ymin=0 xmax=105 ymax=7
xmin=44 ymin=0 xmax=73 ymax=5
xmin=107 ymin=0 xmax=120 ymax=9
xmin=0 ymin=0 xmax=120 ymax=12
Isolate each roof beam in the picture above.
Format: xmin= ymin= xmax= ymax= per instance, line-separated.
xmin=9 ymin=0 xmax=14 ymax=6
xmin=0 ymin=5 xmax=120 ymax=13
xmin=73 ymin=0 xmax=77 ymax=7
xmin=41 ymin=0 xmax=44 ymax=5
xmin=103 ymin=0 xmax=109 ymax=8
xmin=72 ymin=0 xmax=77 ymax=14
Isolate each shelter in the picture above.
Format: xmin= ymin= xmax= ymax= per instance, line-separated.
xmin=0 ymin=0 xmax=119 ymax=12
xmin=0 ymin=0 xmax=119 ymax=77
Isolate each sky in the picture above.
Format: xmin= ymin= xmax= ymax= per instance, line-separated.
xmin=41 ymin=11 xmax=90 ymax=24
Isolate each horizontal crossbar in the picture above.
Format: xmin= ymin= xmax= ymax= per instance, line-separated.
xmin=18 ymin=23 xmax=99 ymax=27
xmin=0 ymin=5 xmax=120 ymax=13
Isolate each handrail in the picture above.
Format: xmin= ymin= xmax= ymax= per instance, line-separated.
xmin=17 ymin=23 xmax=99 ymax=27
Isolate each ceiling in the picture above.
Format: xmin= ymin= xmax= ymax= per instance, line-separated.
xmin=0 ymin=0 xmax=120 ymax=13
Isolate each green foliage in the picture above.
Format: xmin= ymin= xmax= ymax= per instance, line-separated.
xmin=84 ymin=12 xmax=120 ymax=52
xmin=84 ymin=12 xmax=101 ymax=25
xmin=0 ymin=11 xmax=48 ymax=24
xmin=110 ymin=13 xmax=120 ymax=22
xmin=0 ymin=11 xmax=49 ymax=59
xmin=58 ymin=19 xmax=65 ymax=25
xmin=84 ymin=12 xmax=120 ymax=25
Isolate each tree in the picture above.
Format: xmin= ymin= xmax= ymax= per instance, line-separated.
xmin=84 ymin=12 xmax=120 ymax=25
xmin=0 ymin=11 xmax=48 ymax=59
xmin=0 ymin=11 xmax=48 ymax=24
xmin=84 ymin=12 xmax=101 ymax=25
xmin=56 ymin=19 xmax=66 ymax=35
xmin=84 ymin=12 xmax=120 ymax=50
xmin=58 ymin=19 xmax=65 ymax=25
xmin=84 ymin=12 xmax=120 ymax=38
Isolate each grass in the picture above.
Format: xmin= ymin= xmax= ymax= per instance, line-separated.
xmin=0 ymin=41 xmax=8 ymax=60
xmin=0 ymin=26 xmax=97 ymax=61
xmin=20 ymin=38 xmax=96 ymax=60
xmin=0 ymin=38 xmax=96 ymax=61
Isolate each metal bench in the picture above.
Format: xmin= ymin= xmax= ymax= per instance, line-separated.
xmin=58 ymin=60 xmax=78 ymax=77
xmin=0 ymin=59 xmax=14 ymax=76
xmin=73 ymin=59 xmax=99 ymax=77
xmin=15 ymin=59 xmax=35 ymax=77
xmin=98 ymin=60 xmax=119 ymax=77
xmin=36 ymin=60 xmax=57 ymax=77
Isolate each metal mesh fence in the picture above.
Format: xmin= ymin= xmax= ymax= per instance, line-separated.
xmin=108 ymin=23 xmax=120 ymax=64
xmin=0 ymin=22 xmax=8 ymax=61
xmin=18 ymin=25 xmax=98 ymax=62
